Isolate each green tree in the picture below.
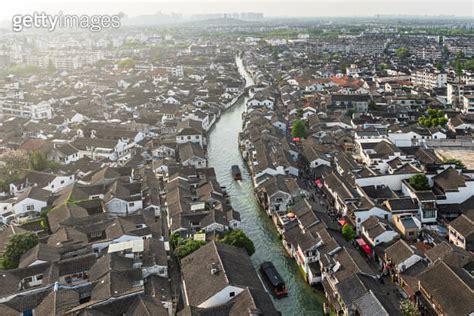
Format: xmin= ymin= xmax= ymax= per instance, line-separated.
xmin=463 ymin=58 xmax=474 ymax=72
xmin=456 ymin=50 xmax=465 ymax=59
xmin=219 ymin=230 xmax=255 ymax=256
xmin=117 ymin=58 xmax=135 ymax=68
xmin=419 ymin=108 xmax=447 ymax=127
xmin=443 ymin=158 xmax=466 ymax=169
xmin=443 ymin=45 xmax=450 ymax=57
xmin=368 ymin=100 xmax=378 ymax=111
xmin=395 ymin=47 xmax=409 ymax=58
xmin=1 ymin=232 xmax=38 ymax=269
xmin=341 ymin=224 xmax=356 ymax=241
xmin=408 ymin=174 xmax=430 ymax=191
xmin=296 ymin=109 xmax=304 ymax=118
xmin=170 ymin=232 xmax=180 ymax=249
xmin=400 ymin=299 xmax=420 ymax=316
xmin=30 ymin=151 xmax=49 ymax=171
xmin=39 ymin=207 xmax=53 ymax=233
xmin=291 ymin=119 xmax=306 ymax=139
xmin=0 ymin=149 xmax=30 ymax=175
xmin=456 ymin=58 xmax=463 ymax=79
xmin=378 ymin=63 xmax=389 ymax=71
xmin=339 ymin=63 xmax=348 ymax=74
xmin=0 ymin=149 xmax=30 ymax=192
xmin=174 ymin=239 xmax=206 ymax=259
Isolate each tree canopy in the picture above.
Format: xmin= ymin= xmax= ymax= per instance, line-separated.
xmin=395 ymin=47 xmax=410 ymax=58
xmin=400 ymin=299 xmax=420 ymax=316
xmin=174 ymin=238 xmax=206 ymax=259
xmin=117 ymin=58 xmax=136 ymax=68
xmin=30 ymin=151 xmax=49 ymax=171
xmin=291 ymin=119 xmax=306 ymax=139
xmin=219 ymin=230 xmax=255 ymax=256
xmin=341 ymin=224 xmax=356 ymax=241
xmin=443 ymin=158 xmax=466 ymax=169
xmin=463 ymin=58 xmax=474 ymax=72
xmin=29 ymin=151 xmax=60 ymax=172
xmin=1 ymin=232 xmax=38 ymax=269
xmin=408 ymin=174 xmax=430 ymax=191
xmin=418 ymin=108 xmax=448 ymax=128
xmin=0 ymin=149 xmax=30 ymax=192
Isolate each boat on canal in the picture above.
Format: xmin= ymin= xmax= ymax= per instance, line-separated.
xmin=231 ymin=165 xmax=242 ymax=180
xmin=260 ymin=261 xmax=288 ymax=298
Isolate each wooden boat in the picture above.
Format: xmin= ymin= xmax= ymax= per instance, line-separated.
xmin=260 ymin=261 xmax=288 ymax=298
xmin=231 ymin=165 xmax=242 ymax=180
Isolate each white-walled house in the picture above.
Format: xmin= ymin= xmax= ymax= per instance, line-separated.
xmin=92 ymin=230 xmax=152 ymax=255
xmin=384 ymin=239 xmax=423 ymax=274
xmin=352 ymin=206 xmax=392 ymax=233
xmin=104 ymin=182 xmax=143 ymax=216
xmin=48 ymin=143 xmax=80 ymax=165
xmin=360 ymin=216 xmax=399 ymax=247
xmin=387 ymin=126 xmax=446 ymax=147
xmin=178 ymin=143 xmax=207 ymax=169
xmin=176 ymin=127 xmax=205 ymax=147
xmin=432 ymin=167 xmax=474 ymax=205
xmin=256 ymin=175 xmax=306 ymax=215
xmin=105 ymin=197 xmax=143 ymax=215
xmin=448 ymin=214 xmax=474 ymax=251
xmin=71 ymin=138 xmax=129 ymax=161
xmin=180 ymin=241 xmax=276 ymax=313
xmin=12 ymin=187 xmax=49 ymax=221
xmin=9 ymin=171 xmax=75 ymax=195
xmin=247 ymin=95 xmax=275 ymax=110
xmin=0 ymin=199 xmax=15 ymax=224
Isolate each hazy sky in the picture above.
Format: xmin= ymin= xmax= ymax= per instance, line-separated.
xmin=1 ymin=0 xmax=473 ymax=21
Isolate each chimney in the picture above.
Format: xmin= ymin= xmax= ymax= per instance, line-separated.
xmin=210 ymin=263 xmax=219 ymax=275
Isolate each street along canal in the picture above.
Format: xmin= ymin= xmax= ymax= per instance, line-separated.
xmin=206 ymin=56 xmax=325 ymax=315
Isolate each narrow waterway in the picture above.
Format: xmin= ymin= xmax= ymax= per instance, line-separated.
xmin=207 ymin=56 xmax=324 ymax=315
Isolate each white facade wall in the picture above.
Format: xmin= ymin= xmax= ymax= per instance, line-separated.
xmin=354 ymin=207 xmax=391 ymax=232
xmin=437 ymin=181 xmax=474 ymax=204
xmin=43 ymin=175 xmax=75 ymax=193
xmin=182 ymin=157 xmax=207 ymax=168
xmin=176 ymin=134 xmax=203 ymax=147
xmin=198 ymin=285 xmax=244 ymax=308
xmin=396 ymin=255 xmax=423 ymax=273
xmin=105 ymin=198 xmax=143 ymax=215
xmin=13 ymin=198 xmax=47 ymax=216
xmin=363 ymin=230 xmax=399 ymax=246
xmin=355 ymin=173 xmax=416 ymax=191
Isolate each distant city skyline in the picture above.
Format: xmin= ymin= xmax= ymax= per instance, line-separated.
xmin=1 ymin=0 xmax=473 ymax=22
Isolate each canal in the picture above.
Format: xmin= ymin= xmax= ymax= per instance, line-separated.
xmin=207 ymin=56 xmax=325 ymax=315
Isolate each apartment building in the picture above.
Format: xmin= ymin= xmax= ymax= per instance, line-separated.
xmin=447 ymin=82 xmax=474 ymax=106
xmin=0 ymin=99 xmax=52 ymax=120
xmin=411 ymin=69 xmax=447 ymax=89
xmin=462 ymin=95 xmax=474 ymax=114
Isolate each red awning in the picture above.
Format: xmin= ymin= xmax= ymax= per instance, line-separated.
xmin=338 ymin=219 xmax=347 ymax=226
xmin=362 ymin=244 xmax=373 ymax=256
xmin=356 ymin=238 xmax=372 ymax=256
xmin=356 ymin=238 xmax=366 ymax=247
xmin=314 ymin=179 xmax=323 ymax=188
